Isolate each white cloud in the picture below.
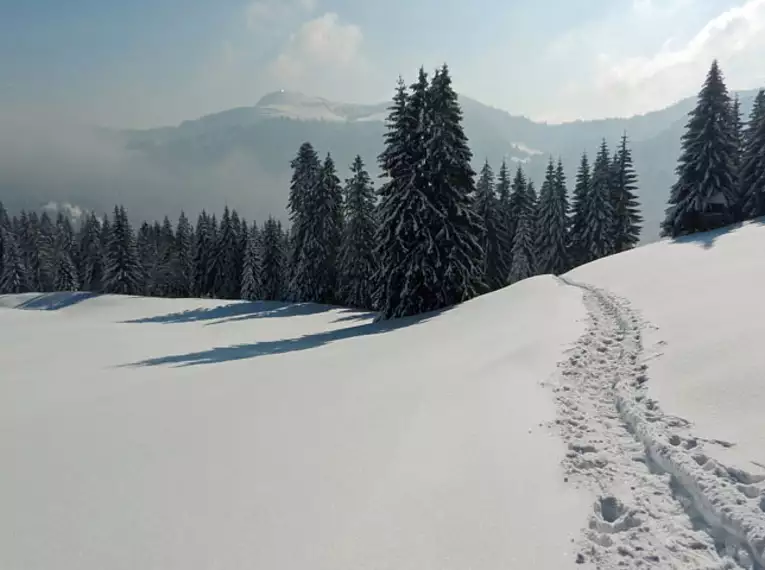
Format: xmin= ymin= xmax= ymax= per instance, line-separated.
xmin=544 ymin=0 xmax=765 ymax=121
xmin=246 ymin=0 xmax=316 ymax=30
xmin=267 ymin=13 xmax=379 ymax=100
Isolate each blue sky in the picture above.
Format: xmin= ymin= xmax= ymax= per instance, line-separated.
xmin=3 ymin=0 xmax=764 ymax=127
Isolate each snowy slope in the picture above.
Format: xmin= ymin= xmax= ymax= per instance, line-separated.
xmin=3 ymin=223 xmax=765 ymax=570
xmin=0 ymin=277 xmax=591 ymax=570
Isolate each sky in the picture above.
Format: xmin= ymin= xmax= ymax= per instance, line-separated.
xmin=3 ymin=0 xmax=765 ymax=127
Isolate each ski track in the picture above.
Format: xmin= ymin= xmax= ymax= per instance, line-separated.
xmin=550 ymin=276 xmax=765 ymax=570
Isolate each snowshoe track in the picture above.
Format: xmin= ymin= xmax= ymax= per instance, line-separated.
xmin=551 ymin=276 xmax=765 ymax=569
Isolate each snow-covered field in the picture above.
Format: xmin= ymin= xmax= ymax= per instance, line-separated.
xmin=2 ymin=222 xmax=765 ymax=569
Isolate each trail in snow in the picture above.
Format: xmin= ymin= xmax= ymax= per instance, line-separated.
xmin=551 ymin=277 xmax=765 ymax=570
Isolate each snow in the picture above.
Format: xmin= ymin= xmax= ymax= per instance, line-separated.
xmin=0 ymin=277 xmax=590 ymax=570
xmin=569 ymin=221 xmax=765 ymax=470
xmin=3 ymin=221 xmax=765 ymax=569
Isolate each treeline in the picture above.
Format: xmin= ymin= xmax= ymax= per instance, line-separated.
xmin=662 ymin=60 xmax=765 ymax=236
xmin=0 ymin=63 xmax=644 ymax=319
xmin=0 ymin=204 xmax=290 ymax=302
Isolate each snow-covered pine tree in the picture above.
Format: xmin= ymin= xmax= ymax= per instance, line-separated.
xmin=610 ymin=134 xmax=643 ymax=252
xmin=240 ymin=225 xmax=261 ymax=301
xmin=535 ymin=157 xmax=570 ymax=275
xmin=78 ymin=213 xmax=105 ymax=292
xmin=287 ymin=142 xmax=321 ymax=300
xmin=104 ymin=206 xmax=143 ymax=295
xmin=374 ymin=76 xmax=414 ymax=315
xmin=338 ymin=155 xmax=377 ymax=309
xmin=424 ymin=64 xmax=485 ymax=306
xmin=740 ymin=89 xmax=765 ymax=219
xmin=17 ymin=212 xmax=41 ymax=291
xmin=192 ymin=212 xmax=214 ymax=297
xmin=508 ymin=166 xmax=537 ymax=283
xmin=731 ymin=93 xmax=744 ymax=195
xmin=152 ymin=216 xmax=176 ymax=296
xmin=661 ymin=60 xmax=739 ymax=237
xmin=173 ymin=211 xmax=193 ymax=297
xmin=495 ymin=160 xmax=513 ymax=285
xmin=568 ymin=153 xmax=591 ymax=269
xmin=231 ymin=210 xmax=245 ymax=292
xmin=508 ymin=165 xmax=528 ymax=250
xmin=580 ymin=140 xmax=615 ymax=263
xmin=0 ymin=226 xmax=27 ymax=294
xmin=137 ymin=222 xmax=157 ymax=295
xmin=210 ymin=206 xmax=241 ymax=299
xmin=475 ymin=160 xmax=509 ymax=290
xmin=53 ymin=213 xmax=78 ymax=291
xmin=260 ymin=217 xmax=285 ymax=301
xmin=292 ymin=153 xmax=344 ymax=304
xmin=37 ymin=212 xmax=56 ymax=291
xmin=0 ymin=201 xmax=8 ymax=279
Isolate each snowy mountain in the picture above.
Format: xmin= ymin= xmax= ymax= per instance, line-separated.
xmin=0 ymin=88 xmax=761 ymax=245
xmin=2 ymin=221 xmax=764 ymax=569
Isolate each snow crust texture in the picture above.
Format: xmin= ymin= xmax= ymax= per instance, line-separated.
xmin=554 ymin=276 xmax=765 ymax=569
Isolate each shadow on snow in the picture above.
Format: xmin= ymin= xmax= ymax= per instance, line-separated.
xmin=124 ymin=312 xmax=436 ymax=368
xmin=123 ymin=301 xmax=340 ymax=325
xmin=671 ymin=217 xmax=765 ymax=250
xmin=14 ymin=292 xmax=99 ymax=311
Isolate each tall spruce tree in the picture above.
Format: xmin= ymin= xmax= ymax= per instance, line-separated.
xmin=173 ymin=212 xmax=193 ymax=297
xmin=104 ymin=206 xmax=143 ymax=295
xmin=53 ymin=213 xmax=78 ymax=291
xmin=78 ymin=213 xmax=105 ymax=291
xmin=137 ymin=222 xmax=157 ymax=295
xmin=260 ymin=217 xmax=285 ymax=301
xmin=37 ymin=212 xmax=55 ymax=291
xmin=610 ymin=134 xmax=643 ymax=252
xmin=662 ymin=60 xmax=739 ymax=237
xmin=192 ymin=212 xmax=214 ymax=297
xmin=495 ymin=160 xmax=513 ymax=285
xmin=287 ymin=142 xmax=321 ymax=299
xmin=0 ymin=227 xmax=26 ymax=294
xmin=568 ymin=152 xmax=591 ymax=268
xmin=211 ymin=206 xmax=241 ymax=299
xmin=580 ymin=140 xmax=615 ymax=263
xmin=424 ymin=64 xmax=485 ymax=305
xmin=291 ymin=153 xmax=344 ymax=304
xmin=740 ymin=89 xmax=765 ymax=218
xmin=535 ymin=157 xmax=570 ymax=275
xmin=240 ymin=225 xmax=261 ymax=301
xmin=338 ymin=155 xmax=377 ymax=309
xmin=508 ymin=166 xmax=537 ymax=282
xmin=475 ymin=160 xmax=510 ymax=290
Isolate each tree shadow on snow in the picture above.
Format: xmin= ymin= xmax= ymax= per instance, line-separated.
xmin=123 ymin=301 xmax=336 ymax=325
xmin=671 ymin=222 xmax=741 ymax=250
xmin=123 ymin=312 xmax=436 ymax=368
xmin=15 ymin=292 xmax=99 ymax=311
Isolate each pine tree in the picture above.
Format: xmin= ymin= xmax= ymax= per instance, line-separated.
xmin=338 ymin=155 xmax=377 ymax=309
xmin=104 ymin=206 xmax=143 ymax=295
xmin=508 ymin=165 xmax=528 ymax=250
xmin=0 ymin=227 xmax=27 ymax=294
xmin=291 ymin=153 xmax=344 ymax=304
xmin=260 ymin=217 xmax=285 ymax=301
xmin=137 ymin=222 xmax=157 ymax=295
xmin=425 ymin=64 xmax=485 ymax=305
xmin=580 ymin=140 xmax=615 ymax=263
xmin=287 ymin=142 xmax=322 ymax=299
xmin=192 ymin=212 xmax=214 ymax=297
xmin=240 ymin=225 xmax=261 ymax=301
xmin=508 ymin=166 xmax=537 ymax=282
xmin=610 ymin=134 xmax=643 ymax=252
xmin=53 ymin=213 xmax=78 ymax=291
xmin=568 ymin=153 xmax=591 ymax=268
xmin=78 ymin=213 xmax=105 ymax=292
xmin=740 ymin=89 xmax=765 ymax=218
xmin=731 ymin=93 xmax=744 ymax=195
xmin=536 ymin=157 xmax=570 ymax=275
xmin=37 ymin=212 xmax=56 ymax=291
xmin=495 ymin=160 xmax=513 ymax=285
xmin=210 ymin=206 xmax=241 ymax=299
xmin=173 ymin=212 xmax=193 ymax=297
xmin=662 ymin=60 xmax=739 ymax=237
xmin=0 ymin=201 xmax=8 ymax=279
xmin=475 ymin=160 xmax=509 ymax=290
